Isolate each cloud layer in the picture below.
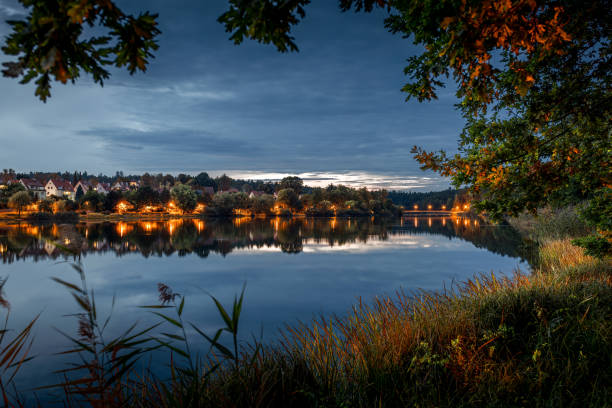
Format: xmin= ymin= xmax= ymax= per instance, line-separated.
xmin=0 ymin=0 xmax=464 ymax=190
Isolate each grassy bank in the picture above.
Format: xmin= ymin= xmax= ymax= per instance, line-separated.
xmin=4 ymin=210 xmax=611 ymax=407
xmin=134 ymin=210 xmax=609 ymax=407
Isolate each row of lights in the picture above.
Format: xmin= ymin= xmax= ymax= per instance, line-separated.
xmin=412 ymin=204 xmax=470 ymax=211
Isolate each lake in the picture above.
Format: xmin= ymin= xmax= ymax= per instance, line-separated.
xmin=0 ymin=216 xmax=533 ymax=397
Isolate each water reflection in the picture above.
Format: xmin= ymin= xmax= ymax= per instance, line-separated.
xmin=0 ymin=217 xmax=535 ymax=265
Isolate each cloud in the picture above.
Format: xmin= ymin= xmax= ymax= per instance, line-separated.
xmin=0 ymin=1 xmax=25 ymax=17
xmin=0 ymin=0 xmax=462 ymax=191
xmin=79 ymin=127 xmax=265 ymax=156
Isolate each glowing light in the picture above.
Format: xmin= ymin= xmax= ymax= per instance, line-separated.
xmin=427 ymin=204 xmax=432 ymax=210
xmin=442 ymin=205 xmax=446 ymax=210
xmin=116 ymin=201 xmax=132 ymax=213
xmin=414 ymin=205 xmax=418 ymax=210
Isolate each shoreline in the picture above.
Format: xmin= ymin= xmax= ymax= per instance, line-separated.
xmin=0 ymin=211 xmax=422 ymax=223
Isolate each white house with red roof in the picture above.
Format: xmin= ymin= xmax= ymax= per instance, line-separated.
xmin=19 ymin=178 xmax=46 ymax=199
xmin=45 ymin=179 xmax=74 ymax=199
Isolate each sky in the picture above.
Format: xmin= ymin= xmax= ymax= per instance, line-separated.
xmin=0 ymin=0 xmax=465 ymax=191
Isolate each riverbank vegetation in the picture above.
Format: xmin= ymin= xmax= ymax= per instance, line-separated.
xmin=0 ymin=209 xmax=608 ymax=406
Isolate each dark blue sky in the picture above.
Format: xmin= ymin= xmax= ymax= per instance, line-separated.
xmin=0 ymin=0 xmax=464 ymax=190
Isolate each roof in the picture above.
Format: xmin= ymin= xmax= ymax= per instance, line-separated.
xmin=74 ymin=180 xmax=92 ymax=191
xmin=0 ymin=176 xmax=16 ymax=185
xmin=20 ymin=178 xmax=44 ymax=189
xmin=48 ymin=179 xmax=73 ymax=191
xmin=249 ymin=191 xmax=265 ymax=197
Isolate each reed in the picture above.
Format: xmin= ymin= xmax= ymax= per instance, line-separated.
xmin=3 ymin=209 xmax=611 ymax=407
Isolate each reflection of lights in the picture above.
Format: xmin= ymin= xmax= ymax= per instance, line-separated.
xmin=0 ymin=244 xmax=5 ymax=253
xmin=194 ymin=220 xmax=205 ymax=233
xmin=331 ymin=217 xmax=337 ymax=230
xmin=464 ymin=219 xmax=470 ymax=226
xmin=233 ymin=217 xmax=251 ymax=227
xmin=414 ymin=217 xmax=418 ymax=227
xmin=428 ymin=218 xmax=432 ymax=227
xmin=442 ymin=218 xmax=446 ymax=226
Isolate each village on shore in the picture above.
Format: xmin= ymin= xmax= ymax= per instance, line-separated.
xmin=0 ymin=170 xmax=418 ymax=218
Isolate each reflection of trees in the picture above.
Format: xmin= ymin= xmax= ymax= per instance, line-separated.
xmin=0 ymin=217 xmax=534 ymax=265
xmin=394 ymin=217 xmax=536 ymax=263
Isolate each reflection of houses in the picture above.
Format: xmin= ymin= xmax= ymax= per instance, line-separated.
xmin=45 ymin=179 xmax=74 ymax=199
xmin=19 ymin=178 xmax=46 ymax=199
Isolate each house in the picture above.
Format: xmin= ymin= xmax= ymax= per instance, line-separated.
xmin=19 ymin=178 xmax=46 ymax=199
xmin=129 ymin=180 xmax=140 ymax=189
xmin=0 ymin=176 xmax=16 ymax=190
xmin=73 ymin=180 xmax=92 ymax=195
xmin=45 ymin=179 xmax=74 ymax=199
xmin=94 ymin=183 xmax=110 ymax=195
xmin=112 ymin=181 xmax=130 ymax=191
xmin=249 ymin=191 xmax=266 ymax=198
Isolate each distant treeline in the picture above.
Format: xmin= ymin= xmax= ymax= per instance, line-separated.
xmin=388 ymin=189 xmax=468 ymax=209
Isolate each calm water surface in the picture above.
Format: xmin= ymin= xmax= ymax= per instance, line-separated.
xmin=0 ymin=216 xmax=532 ymax=395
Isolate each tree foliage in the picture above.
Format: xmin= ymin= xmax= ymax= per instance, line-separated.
xmin=2 ymin=0 xmax=160 ymax=101
xmin=8 ymin=191 xmax=32 ymax=215
xmin=278 ymin=176 xmax=303 ymax=194
xmin=171 ymin=184 xmax=197 ymax=213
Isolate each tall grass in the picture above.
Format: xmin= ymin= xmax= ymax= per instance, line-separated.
xmin=4 ymin=209 xmax=612 ymax=406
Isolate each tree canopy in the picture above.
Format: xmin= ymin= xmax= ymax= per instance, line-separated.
xmin=1 ymin=0 xmax=159 ymax=101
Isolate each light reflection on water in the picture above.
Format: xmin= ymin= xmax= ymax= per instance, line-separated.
xmin=0 ymin=217 xmax=533 ymax=395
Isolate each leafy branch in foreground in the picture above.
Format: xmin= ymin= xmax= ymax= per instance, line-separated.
xmin=2 ymin=0 xmax=160 ymax=101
